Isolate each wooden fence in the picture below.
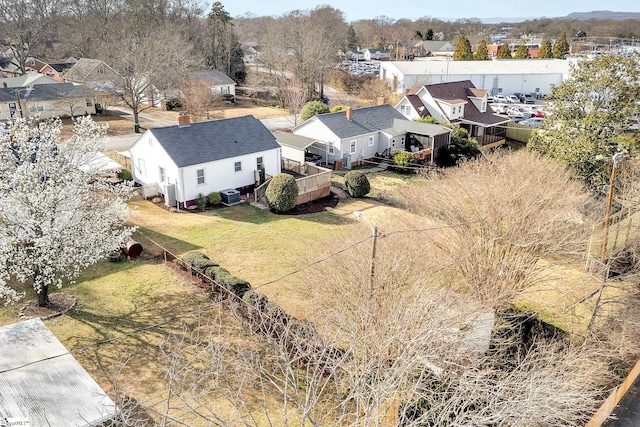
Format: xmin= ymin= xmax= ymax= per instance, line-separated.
xmin=253 ymin=177 xmax=272 ymax=204
xmin=587 ymin=203 xmax=640 ymax=263
xmin=295 ymin=164 xmax=332 ymax=205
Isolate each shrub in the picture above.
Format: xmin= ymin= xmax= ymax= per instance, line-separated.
xmin=182 ymin=250 xmax=209 ymax=265
xmin=300 ymin=100 xmax=330 ymax=121
xmin=393 ymin=150 xmax=413 ymax=167
xmin=242 ymin=291 xmax=269 ymax=308
xmin=196 ymin=193 xmax=206 ymax=211
xmin=205 ymin=266 xmax=230 ymax=280
xmin=218 ymin=275 xmax=251 ymax=297
xmin=207 ymin=192 xmax=222 ymax=206
xmin=182 ymin=251 xmax=217 ymax=270
xmin=117 ymin=169 xmax=132 ymax=181
xmin=330 ymin=104 xmax=349 ymax=113
xmin=266 ymin=173 xmax=299 ymax=213
xmin=344 ymin=170 xmax=371 ymax=198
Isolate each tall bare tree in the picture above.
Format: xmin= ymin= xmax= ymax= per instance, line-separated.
xmin=0 ymin=0 xmax=62 ymax=74
xmin=103 ymin=28 xmax=196 ymax=132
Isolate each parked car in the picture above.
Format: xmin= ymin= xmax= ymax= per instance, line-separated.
xmin=494 ymin=94 xmax=508 ymax=103
xmin=522 ymin=93 xmax=536 ymax=104
xmin=508 ymin=113 xmax=527 ymax=123
xmin=490 ymin=103 xmax=509 ymax=114
xmin=507 ymin=107 xmax=532 ymax=118
xmin=487 ymin=96 xmax=494 ymax=103
xmin=514 ymin=93 xmax=526 ymax=102
xmin=506 ymin=94 xmax=520 ymax=103
xmin=519 ymin=117 xmax=544 ymax=128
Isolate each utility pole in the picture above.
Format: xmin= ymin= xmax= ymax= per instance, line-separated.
xmin=600 ymin=152 xmax=625 ymax=261
xmin=354 ymin=211 xmax=378 ymax=297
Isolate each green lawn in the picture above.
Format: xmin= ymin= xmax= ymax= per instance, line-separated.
xmin=0 ymin=256 xmax=215 ymax=416
xmin=129 ymin=194 xmax=428 ymax=318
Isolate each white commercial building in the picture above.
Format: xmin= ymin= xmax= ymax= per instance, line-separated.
xmin=380 ymin=58 xmax=572 ymax=97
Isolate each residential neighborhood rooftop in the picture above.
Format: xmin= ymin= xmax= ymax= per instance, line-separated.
xmin=147 ymin=115 xmax=280 ymax=168
xmin=0 ymin=82 xmax=94 ymax=102
xmin=304 ymin=104 xmax=408 ymax=139
xmin=191 ymin=69 xmax=236 ymax=85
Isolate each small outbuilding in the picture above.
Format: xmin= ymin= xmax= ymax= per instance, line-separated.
xmin=0 ymin=318 xmax=117 ymax=426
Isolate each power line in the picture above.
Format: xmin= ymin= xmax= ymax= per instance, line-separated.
xmin=0 ymin=302 xmax=221 ymax=376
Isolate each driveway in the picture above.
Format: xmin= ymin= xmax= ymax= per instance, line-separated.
xmin=105 ymin=134 xmax=140 ymax=151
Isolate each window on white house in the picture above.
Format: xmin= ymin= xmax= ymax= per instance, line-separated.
xmin=256 ymin=157 xmax=263 ymax=168
xmin=86 ymin=99 xmax=92 ymax=107
xmin=159 ymin=166 xmax=165 ymax=182
xmin=235 ymin=161 xmax=242 ymax=172
xmin=196 ymin=169 xmax=205 ymax=185
xmin=368 ymin=136 xmax=374 ymax=147
xmin=350 ymin=140 xmax=357 ymax=154
xmin=328 ymin=144 xmax=335 ymax=155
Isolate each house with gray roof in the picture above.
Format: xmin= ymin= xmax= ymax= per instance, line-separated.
xmin=292 ymin=103 xmax=452 ymax=167
xmin=128 ymin=114 xmax=281 ymax=207
xmin=63 ymin=58 xmax=121 ymax=91
xmin=0 ymin=318 xmax=117 ymax=426
xmin=0 ymin=83 xmax=96 ymax=120
xmin=395 ymin=80 xmax=510 ymax=148
xmin=191 ymin=70 xmax=236 ymax=101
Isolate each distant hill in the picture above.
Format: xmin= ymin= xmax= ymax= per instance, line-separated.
xmin=479 ymin=11 xmax=640 ymax=24
xmin=564 ymin=11 xmax=640 ymax=20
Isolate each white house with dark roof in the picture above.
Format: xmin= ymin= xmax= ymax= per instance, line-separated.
xmin=0 ymin=318 xmax=117 ymax=426
xmin=292 ymin=104 xmax=452 ymax=167
xmin=191 ymin=70 xmax=236 ymax=101
xmin=0 ymin=83 xmax=96 ymax=120
xmin=129 ymin=114 xmax=281 ymax=207
xmin=395 ymin=80 xmax=510 ymax=147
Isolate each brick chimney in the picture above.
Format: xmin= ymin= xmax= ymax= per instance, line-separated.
xmin=377 ymin=96 xmax=385 ymax=106
xmin=346 ymin=106 xmax=353 ymax=121
xmin=178 ymin=111 xmax=191 ymax=127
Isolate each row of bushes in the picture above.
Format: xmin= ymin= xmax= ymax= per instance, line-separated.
xmin=196 ymin=192 xmax=223 ymax=210
xmin=181 ymin=251 xmax=250 ymax=297
xmin=180 ymin=251 xmax=342 ymax=365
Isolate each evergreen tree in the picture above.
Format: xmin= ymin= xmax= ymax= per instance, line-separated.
xmin=453 ymin=35 xmax=473 ymax=61
xmin=475 ymin=39 xmax=489 ymax=60
xmin=347 ymin=25 xmax=358 ymax=49
xmin=537 ymin=39 xmax=553 ymax=58
xmin=425 ymin=28 xmax=434 ymax=41
xmin=553 ymin=32 xmax=570 ymax=59
xmin=206 ymin=1 xmax=244 ymax=81
xmin=514 ymin=44 xmax=530 ymax=59
xmin=496 ymin=42 xmax=512 ymax=59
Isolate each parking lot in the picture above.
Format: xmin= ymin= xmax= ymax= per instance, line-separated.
xmin=335 ymin=60 xmax=380 ymax=76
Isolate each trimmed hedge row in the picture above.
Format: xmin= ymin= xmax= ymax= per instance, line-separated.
xmin=181 ymin=251 xmax=250 ymax=297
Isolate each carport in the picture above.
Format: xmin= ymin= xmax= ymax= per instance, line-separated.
xmin=273 ymin=130 xmax=328 ymax=169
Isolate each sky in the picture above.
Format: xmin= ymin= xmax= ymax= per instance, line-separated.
xmin=222 ymin=0 xmax=640 ymax=22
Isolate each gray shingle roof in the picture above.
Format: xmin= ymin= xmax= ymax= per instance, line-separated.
xmin=312 ymin=104 xmax=408 ymax=139
xmin=191 ymin=70 xmax=236 ymax=86
xmin=0 ymin=82 xmax=94 ymax=102
xmin=149 ymin=115 xmax=280 ymax=168
xmin=272 ymin=130 xmax=318 ymax=150
xmin=0 ymin=318 xmax=117 ymax=426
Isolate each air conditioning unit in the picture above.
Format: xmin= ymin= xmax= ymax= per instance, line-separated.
xmin=220 ymin=189 xmax=241 ymax=205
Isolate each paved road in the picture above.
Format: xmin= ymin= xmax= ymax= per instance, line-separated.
xmin=109 ymin=106 xmax=176 ymax=128
xmin=105 ymin=134 xmax=140 ymax=151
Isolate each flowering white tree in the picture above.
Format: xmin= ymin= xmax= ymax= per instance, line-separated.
xmin=0 ymin=116 xmax=135 ymax=306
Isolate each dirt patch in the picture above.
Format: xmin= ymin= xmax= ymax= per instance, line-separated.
xmin=19 ymin=293 xmax=78 ymax=320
